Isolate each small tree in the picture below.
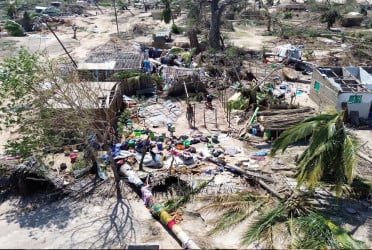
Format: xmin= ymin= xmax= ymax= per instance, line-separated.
xmin=7 ymin=3 xmax=17 ymax=19
xmin=321 ymin=9 xmax=341 ymax=29
xmin=161 ymin=0 xmax=173 ymax=24
xmin=0 ymin=49 xmax=123 ymax=197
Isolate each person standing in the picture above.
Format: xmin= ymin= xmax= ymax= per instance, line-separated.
xmin=142 ymin=57 xmax=151 ymax=74
xmin=186 ymin=103 xmax=194 ymax=128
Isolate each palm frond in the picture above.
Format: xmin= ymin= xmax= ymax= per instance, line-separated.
xmin=303 ymin=112 xmax=338 ymax=123
xmin=307 ymin=125 xmax=332 ymax=154
xmin=270 ymin=121 xmax=316 ymax=156
xmin=296 ymin=142 xmax=329 ymax=188
xmin=200 ymin=200 xmax=251 ymax=214
xmin=294 ymin=212 xmax=366 ymax=249
xmin=198 ymin=193 xmax=267 ymax=213
xmin=210 ymin=209 xmax=252 ymax=235
xmin=294 ymin=212 xmax=338 ymax=249
xmin=271 ymin=111 xmax=341 ymax=157
xmin=241 ymin=204 xmax=286 ymax=246
xmin=342 ymin=135 xmax=358 ymax=184
xmin=302 ymin=155 xmax=323 ymax=189
xmin=327 ymin=220 xmax=367 ymax=249
xmin=164 ymin=180 xmax=208 ymax=212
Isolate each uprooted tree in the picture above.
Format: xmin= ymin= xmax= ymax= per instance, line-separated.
xmin=0 ymin=49 xmax=122 ymax=197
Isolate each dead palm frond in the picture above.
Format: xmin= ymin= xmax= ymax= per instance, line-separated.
xmin=199 ymin=192 xmax=268 ymax=212
xmin=198 ymin=192 xmax=271 ymax=235
xmin=164 ymin=180 xmax=208 ymax=212
xmin=241 ymin=204 xmax=286 ymax=246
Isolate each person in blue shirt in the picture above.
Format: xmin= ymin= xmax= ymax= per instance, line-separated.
xmin=143 ymin=58 xmax=151 ymax=74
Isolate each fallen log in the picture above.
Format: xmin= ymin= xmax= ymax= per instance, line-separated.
xmin=224 ymin=164 xmax=274 ymax=183
xmin=271 ymin=167 xmax=294 ymax=171
xmin=224 ymin=165 xmax=284 ymax=200
xmin=257 ymin=179 xmax=284 ymax=200
xmin=258 ymin=106 xmax=313 ymax=116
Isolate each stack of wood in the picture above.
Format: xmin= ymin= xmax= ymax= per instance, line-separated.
xmin=258 ymin=106 xmax=315 ymax=131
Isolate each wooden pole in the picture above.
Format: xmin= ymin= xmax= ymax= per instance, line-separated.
xmin=215 ymin=108 xmax=218 ymax=128
xmin=183 ymin=81 xmax=189 ymax=102
xmin=193 ymin=103 xmax=196 ymax=128
xmin=203 ymin=108 xmax=206 ymax=128
xmin=44 ymin=21 xmax=77 ymax=68
xmin=228 ymin=102 xmax=231 ymax=128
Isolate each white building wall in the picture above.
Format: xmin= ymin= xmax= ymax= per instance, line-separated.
xmin=337 ymin=93 xmax=372 ymax=118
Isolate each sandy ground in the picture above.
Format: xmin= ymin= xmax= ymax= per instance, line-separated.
xmin=0 ymin=4 xmax=371 ymax=250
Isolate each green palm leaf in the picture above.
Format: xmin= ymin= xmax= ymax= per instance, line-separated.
xmin=327 ymin=220 xmax=367 ymax=249
xmin=198 ymin=193 xmax=265 ymax=213
xmin=241 ymin=204 xmax=285 ymax=246
xmin=270 ymin=121 xmax=315 ymax=156
xmin=295 ymin=212 xmax=339 ymax=249
xmin=297 ymin=142 xmax=331 ymax=188
xmin=271 ymin=112 xmax=340 ymax=157
xmin=342 ymin=135 xmax=358 ymax=184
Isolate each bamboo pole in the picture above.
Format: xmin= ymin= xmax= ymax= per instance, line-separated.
xmin=113 ymin=0 xmax=119 ymax=35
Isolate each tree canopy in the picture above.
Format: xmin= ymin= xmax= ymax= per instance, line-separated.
xmin=0 ymin=49 xmax=116 ymax=158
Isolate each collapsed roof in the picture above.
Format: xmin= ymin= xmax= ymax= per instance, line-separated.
xmin=78 ymin=44 xmax=142 ymax=71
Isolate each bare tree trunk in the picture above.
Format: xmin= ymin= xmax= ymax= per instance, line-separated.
xmin=187 ymin=29 xmax=200 ymax=52
xmin=108 ymin=148 xmax=122 ymax=199
xmin=209 ymin=0 xmax=223 ymax=50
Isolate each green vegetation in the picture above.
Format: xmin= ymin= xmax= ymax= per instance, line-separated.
xmin=71 ymin=158 xmax=86 ymax=171
xmin=228 ymin=96 xmax=249 ymax=110
xmin=164 ymin=180 xmax=208 ymax=212
xmin=97 ymin=1 xmax=111 ymax=7
xmin=4 ymin=20 xmax=25 ymax=36
xmin=200 ymin=192 xmax=366 ymax=248
xmin=271 ymin=109 xmax=359 ymax=196
xmin=171 ymin=23 xmax=184 ymax=34
xmin=283 ymin=11 xmax=293 ymax=19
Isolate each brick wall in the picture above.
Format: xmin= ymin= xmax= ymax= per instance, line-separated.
xmin=309 ymin=69 xmax=339 ymax=109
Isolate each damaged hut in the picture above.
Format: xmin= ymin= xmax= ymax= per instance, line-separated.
xmin=162 ymin=66 xmax=206 ymax=96
xmin=77 ymin=44 xmax=142 ymax=81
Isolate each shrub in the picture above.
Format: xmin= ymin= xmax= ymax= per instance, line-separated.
xmin=283 ymin=12 xmax=293 ymax=19
xmin=98 ymin=2 xmax=111 ymax=7
xmin=171 ymin=23 xmax=184 ymax=34
xmin=4 ymin=20 xmax=25 ymax=36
